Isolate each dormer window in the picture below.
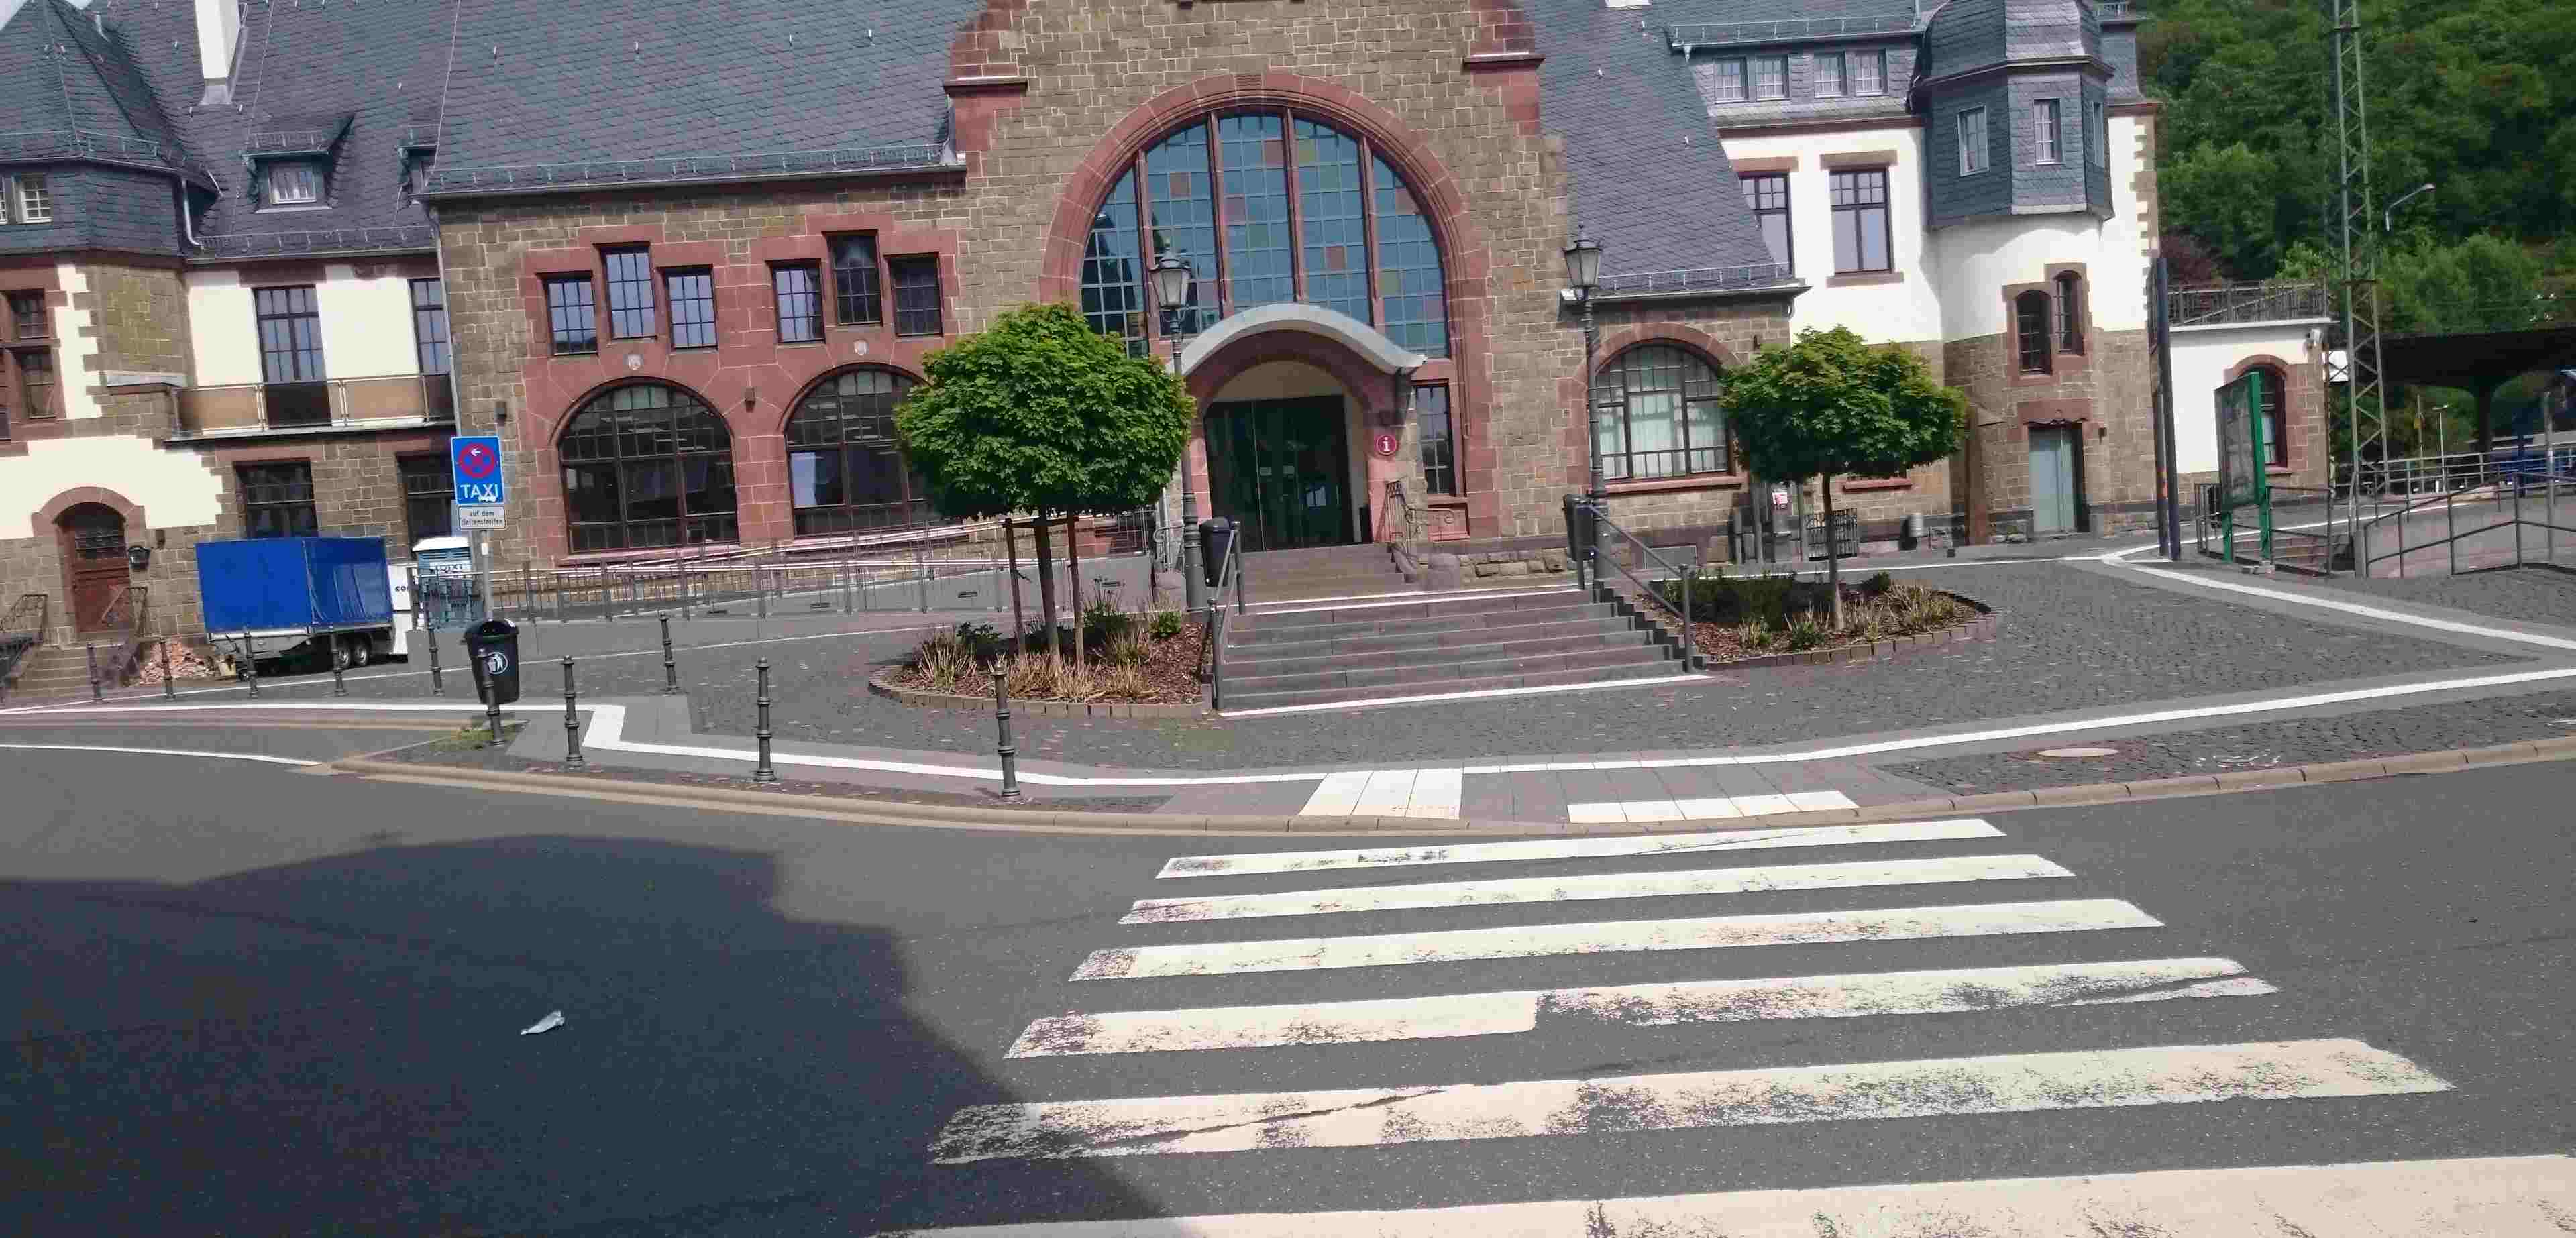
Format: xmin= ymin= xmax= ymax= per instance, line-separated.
xmin=1711 ymin=59 xmax=1747 ymax=102
xmin=266 ymin=160 xmax=323 ymax=206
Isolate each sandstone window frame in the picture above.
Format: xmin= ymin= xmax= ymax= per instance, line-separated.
xmin=1590 ymin=343 xmax=1733 ymax=484
xmin=543 ymin=274 xmax=598 ymax=356
xmin=2015 ymin=290 xmax=2053 ymax=375
xmin=557 ymin=381 xmax=740 ymax=553
xmin=2055 ymin=272 xmax=2085 ymax=354
xmin=889 ymin=255 xmax=942 ymax=337
xmin=237 ymin=460 xmax=321 ymax=539
xmin=665 ymin=268 xmax=718 ymax=350
xmin=601 ymin=245 xmax=658 ymax=340
xmin=1415 ymin=382 xmax=1458 ymax=496
xmin=1829 ymin=168 xmax=1892 ymax=274
xmin=771 ymin=261 xmax=824 ymax=344
xmin=784 ymin=365 xmax=934 ymax=538
xmin=829 ymin=233 xmax=883 ymax=327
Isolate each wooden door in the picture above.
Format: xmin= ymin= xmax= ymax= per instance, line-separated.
xmin=58 ymin=504 xmax=131 ymax=632
xmin=2029 ymin=427 xmax=2078 ymax=535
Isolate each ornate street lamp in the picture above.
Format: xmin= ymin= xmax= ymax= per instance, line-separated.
xmin=1562 ymin=229 xmax=1604 ymax=504
xmin=1148 ymin=255 xmax=1205 ymax=614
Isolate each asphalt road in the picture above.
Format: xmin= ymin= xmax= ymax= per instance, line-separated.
xmin=3 ymin=750 xmax=2570 ymax=1235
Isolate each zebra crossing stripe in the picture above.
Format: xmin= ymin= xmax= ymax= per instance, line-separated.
xmin=1071 ymin=898 xmax=2161 ymax=980
xmin=1120 ymin=854 xmax=2073 ymax=924
xmin=1008 ymin=958 xmax=2272 ymax=1057
xmin=1155 ymin=819 xmax=2007 ymax=879
xmin=869 ymin=1155 xmax=2576 ymax=1235
xmin=930 ymin=1038 xmax=2447 ymax=1162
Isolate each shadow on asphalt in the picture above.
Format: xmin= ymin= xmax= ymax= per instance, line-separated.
xmin=0 ymin=834 xmax=1140 ymax=1235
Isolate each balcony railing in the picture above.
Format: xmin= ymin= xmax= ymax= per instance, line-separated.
xmin=174 ymin=374 xmax=457 ymax=437
xmin=2167 ymin=281 xmax=2332 ymax=327
xmin=1595 ymin=262 xmax=1798 ymax=297
xmin=1666 ymin=15 xmax=1915 ymax=48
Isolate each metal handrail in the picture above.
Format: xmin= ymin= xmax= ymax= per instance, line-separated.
xmin=87 ymin=585 xmax=150 ymax=694
xmin=2355 ymin=468 xmax=2575 ymax=578
xmin=0 ymin=593 xmax=48 ymax=699
xmin=2165 ymin=281 xmax=2332 ymax=327
xmin=1380 ymin=479 xmax=1428 ymax=545
xmin=1582 ymin=502 xmax=1700 ymax=670
xmin=1203 ymin=530 xmax=1244 ymax=708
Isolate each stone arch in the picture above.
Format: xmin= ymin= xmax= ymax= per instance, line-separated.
xmin=1586 ymin=323 xmax=1742 ymax=378
xmin=773 ymin=363 xmax=927 ymax=438
xmin=33 ymin=486 xmax=147 ymax=535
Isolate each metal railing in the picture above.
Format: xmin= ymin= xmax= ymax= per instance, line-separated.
xmin=192 ymin=226 xmax=439 ymax=258
xmin=1579 ymin=502 xmax=1702 ymax=671
xmin=1595 ymin=262 xmax=1797 ymax=297
xmin=1202 ymin=530 xmax=1246 ymax=710
xmin=2096 ymin=2 xmax=2139 ymax=21
xmin=1666 ymin=15 xmax=1915 ymax=48
xmin=2166 ymin=281 xmax=2332 ymax=327
xmin=85 ymin=585 xmax=150 ymax=697
xmin=174 ymin=374 xmax=455 ymax=435
xmin=1379 ymin=478 xmax=1428 ymax=545
xmin=2335 ymin=445 xmax=2576 ymax=503
xmin=2353 ymin=468 xmax=2576 ymax=578
xmin=0 ymin=594 xmax=47 ymax=699
xmin=423 ymin=143 xmax=956 ymax=196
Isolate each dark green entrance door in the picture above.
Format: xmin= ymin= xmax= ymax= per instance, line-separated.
xmin=1205 ymin=397 xmax=1352 ymax=552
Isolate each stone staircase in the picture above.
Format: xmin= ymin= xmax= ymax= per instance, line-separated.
xmin=1217 ymin=585 xmax=1686 ymax=712
xmin=1233 ymin=543 xmax=1418 ymax=605
xmin=1 ymin=636 xmax=129 ymax=702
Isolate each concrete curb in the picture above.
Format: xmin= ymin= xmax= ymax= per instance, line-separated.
xmin=864 ymin=668 xmax=1210 ymax=719
xmin=329 ymin=735 xmax=2576 ymax=836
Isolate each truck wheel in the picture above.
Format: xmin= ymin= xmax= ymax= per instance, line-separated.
xmin=347 ymin=634 xmax=372 ymax=668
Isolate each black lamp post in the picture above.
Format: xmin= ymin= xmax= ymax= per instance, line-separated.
xmin=1149 ymin=255 xmax=1205 ymax=615
xmin=1563 ymin=229 xmax=1605 ymax=504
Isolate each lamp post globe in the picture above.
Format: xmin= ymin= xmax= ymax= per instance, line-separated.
xmin=1150 ymin=256 xmax=1207 ymax=614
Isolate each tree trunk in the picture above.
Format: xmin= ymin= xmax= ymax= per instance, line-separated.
xmin=1066 ymin=514 xmax=1087 ymax=673
xmin=1032 ymin=513 xmax=1064 ymax=661
xmin=1822 ymin=476 xmax=1845 ymax=630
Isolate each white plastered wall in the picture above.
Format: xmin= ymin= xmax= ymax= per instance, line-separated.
xmin=187 ymin=262 xmax=423 ymax=387
xmin=2167 ymin=320 xmax=2324 ymax=476
xmin=1719 ymin=125 xmax=1943 ymax=345
xmin=0 ymin=436 xmax=224 ymax=539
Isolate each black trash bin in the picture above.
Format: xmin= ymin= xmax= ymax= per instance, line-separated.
xmin=463 ymin=618 xmax=522 ymax=706
xmin=1199 ymin=518 xmax=1236 ymax=588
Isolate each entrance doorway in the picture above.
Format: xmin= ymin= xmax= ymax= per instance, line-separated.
xmin=1205 ymin=396 xmax=1353 ymax=551
xmin=57 ymin=503 xmax=132 ymax=632
xmin=2028 ymin=425 xmax=2086 ymax=534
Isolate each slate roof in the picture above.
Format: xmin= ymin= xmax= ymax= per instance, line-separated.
xmin=418 ymin=0 xmax=966 ymax=198
xmin=1524 ymin=0 xmax=1790 ymax=288
xmin=0 ymin=0 xmax=209 ymax=182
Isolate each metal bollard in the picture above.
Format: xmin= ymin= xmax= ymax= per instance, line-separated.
xmin=751 ymin=657 xmax=779 ymax=782
xmin=659 ymin=612 xmax=679 ymax=694
xmin=85 ymin=643 xmax=101 ymax=702
xmin=487 ymin=693 xmax=504 ymax=746
xmin=426 ymin=620 xmax=444 ymax=695
xmin=330 ymin=640 xmax=348 ymax=697
xmin=241 ymin=639 xmax=260 ymax=699
xmin=160 ymin=636 xmax=176 ymax=700
xmin=561 ymin=656 xmax=586 ymax=770
xmin=993 ymin=664 xmax=1021 ymax=802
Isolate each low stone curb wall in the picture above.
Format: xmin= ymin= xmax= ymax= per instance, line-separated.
xmin=330 ymin=736 xmax=2576 ymax=837
xmin=1707 ymin=612 xmax=1998 ymax=670
xmin=865 ymin=667 xmax=1209 ymax=719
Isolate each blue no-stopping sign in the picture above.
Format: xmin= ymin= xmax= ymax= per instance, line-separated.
xmin=451 ymin=435 xmax=506 ymax=506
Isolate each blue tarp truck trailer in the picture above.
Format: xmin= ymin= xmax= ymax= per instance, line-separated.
xmin=197 ymin=537 xmax=412 ymax=669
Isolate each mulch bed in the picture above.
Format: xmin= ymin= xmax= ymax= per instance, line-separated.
xmin=881 ymin=623 xmax=1208 ymax=706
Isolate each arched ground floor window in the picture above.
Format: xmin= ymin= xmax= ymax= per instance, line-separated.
xmin=786 ymin=367 xmax=932 ymax=537
xmin=559 ymin=382 xmax=738 ymax=552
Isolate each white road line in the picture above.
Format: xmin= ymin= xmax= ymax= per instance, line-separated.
xmin=1070 ymin=898 xmax=2159 ymax=980
xmin=928 ymin=1038 xmax=2447 ymax=1162
xmin=1156 ymin=819 xmax=2006 ymax=879
xmin=2134 ymin=567 xmax=2576 ymax=651
xmin=1120 ymin=854 xmax=2072 ymax=924
xmin=1296 ymin=771 xmax=1371 ymax=816
xmin=1567 ymin=790 xmax=1860 ymax=824
xmin=1787 ymin=790 xmax=1860 ymax=811
xmin=1728 ymin=792 xmax=1797 ymax=816
xmin=869 ymin=1155 xmax=2576 ymax=1236
xmin=0 ymin=743 xmax=321 ymax=767
xmin=1352 ymin=767 xmax=1421 ymax=817
xmin=1006 ymin=958 xmax=2270 ymax=1057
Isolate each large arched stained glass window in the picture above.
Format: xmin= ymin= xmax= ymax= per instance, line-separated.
xmin=1081 ymin=109 xmax=1450 ymax=359
xmin=786 ymin=368 xmax=932 ymax=537
xmin=559 ymin=383 xmax=738 ymax=552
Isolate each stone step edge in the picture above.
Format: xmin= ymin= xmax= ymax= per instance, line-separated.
xmin=326 ymin=737 xmax=2576 ymax=838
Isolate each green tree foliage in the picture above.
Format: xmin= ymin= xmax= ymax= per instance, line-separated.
xmin=1719 ymin=328 xmax=1968 ymax=625
xmin=2143 ymin=0 xmax=2576 ymax=278
xmin=897 ymin=302 xmax=1192 ymax=655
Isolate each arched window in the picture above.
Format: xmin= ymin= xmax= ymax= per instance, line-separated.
xmin=2253 ymin=365 xmax=2288 ymax=467
xmin=786 ymin=368 xmax=932 ymax=537
xmin=1080 ymin=109 xmax=1449 ymax=359
xmin=2055 ymin=272 xmax=2085 ymax=353
xmin=2015 ymin=290 xmax=2052 ymax=374
xmin=558 ymin=383 xmax=737 ymax=552
xmin=1590 ymin=345 xmax=1729 ymax=482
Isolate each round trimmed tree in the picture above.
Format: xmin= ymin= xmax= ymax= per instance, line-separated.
xmin=1719 ymin=326 xmax=1968 ymax=627
xmin=896 ymin=302 xmax=1193 ymax=652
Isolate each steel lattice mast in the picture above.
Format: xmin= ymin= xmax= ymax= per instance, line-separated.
xmin=2328 ymin=0 xmax=2386 ymax=534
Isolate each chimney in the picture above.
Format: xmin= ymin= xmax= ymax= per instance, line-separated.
xmin=194 ymin=0 xmax=241 ymax=105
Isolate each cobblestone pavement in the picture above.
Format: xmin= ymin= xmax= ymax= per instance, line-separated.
xmin=1884 ymin=691 xmax=2576 ymax=793
xmin=77 ymin=563 xmax=2535 ymax=773
xmin=2322 ymin=565 xmax=2576 ymax=630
